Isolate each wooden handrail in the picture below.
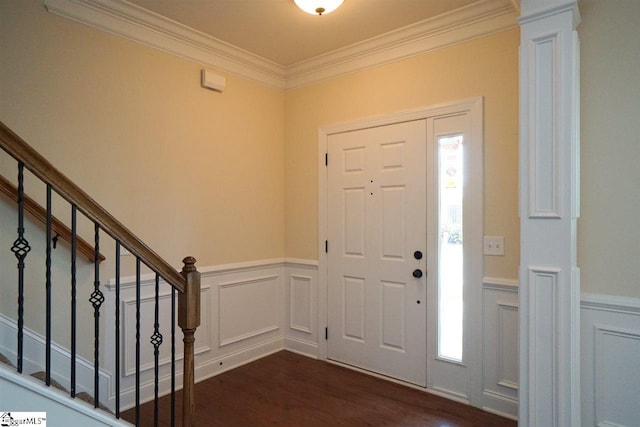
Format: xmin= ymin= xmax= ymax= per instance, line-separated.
xmin=1 ymin=120 xmax=199 ymax=425
xmin=0 ymin=121 xmax=185 ymax=293
xmin=0 ymin=175 xmax=105 ymax=263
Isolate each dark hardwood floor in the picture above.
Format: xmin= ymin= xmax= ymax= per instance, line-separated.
xmin=122 ymin=351 xmax=517 ymax=427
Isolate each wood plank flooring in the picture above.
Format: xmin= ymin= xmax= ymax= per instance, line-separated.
xmin=122 ymin=351 xmax=517 ymax=427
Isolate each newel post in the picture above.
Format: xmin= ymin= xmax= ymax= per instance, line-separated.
xmin=179 ymin=256 xmax=200 ymax=427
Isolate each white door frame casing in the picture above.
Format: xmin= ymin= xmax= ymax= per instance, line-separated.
xmin=426 ymin=109 xmax=484 ymax=405
xmin=518 ymin=1 xmax=581 ymax=426
xmin=317 ymin=97 xmax=484 ymax=396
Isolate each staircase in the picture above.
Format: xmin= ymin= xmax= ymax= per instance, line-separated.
xmin=0 ymin=121 xmax=201 ymax=426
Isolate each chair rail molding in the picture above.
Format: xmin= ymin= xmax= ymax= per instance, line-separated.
xmin=518 ymin=1 xmax=580 ymax=426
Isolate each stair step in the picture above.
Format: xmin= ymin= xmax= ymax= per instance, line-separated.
xmin=29 ymin=372 xmax=114 ymax=415
xmin=76 ymin=392 xmax=114 ymax=415
xmin=0 ymin=352 xmax=16 ymax=369
xmin=30 ymin=371 xmax=67 ymax=393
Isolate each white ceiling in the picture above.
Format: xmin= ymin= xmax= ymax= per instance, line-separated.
xmin=126 ymin=0 xmax=501 ymax=66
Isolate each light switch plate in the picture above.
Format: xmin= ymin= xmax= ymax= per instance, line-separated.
xmin=484 ymin=236 xmax=505 ymax=256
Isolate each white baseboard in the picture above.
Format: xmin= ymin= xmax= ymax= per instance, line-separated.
xmin=195 ymin=337 xmax=283 ymax=383
xmin=114 ymin=336 xmax=285 ymax=411
xmin=283 ymin=337 xmax=318 ymax=359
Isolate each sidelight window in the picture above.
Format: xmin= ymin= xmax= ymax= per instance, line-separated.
xmin=437 ymin=134 xmax=464 ymax=363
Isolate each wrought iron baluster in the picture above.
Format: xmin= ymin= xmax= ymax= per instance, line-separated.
xmin=171 ymin=286 xmax=176 ymax=427
xmin=45 ymin=184 xmax=52 ymax=386
xmin=135 ymin=257 xmax=141 ymax=427
xmin=11 ymin=162 xmax=31 ymax=374
xmin=70 ymin=205 xmax=77 ymax=398
xmin=115 ymin=241 xmax=121 ymax=418
xmin=151 ymin=273 xmax=163 ymax=427
xmin=89 ymin=223 xmax=104 ymax=408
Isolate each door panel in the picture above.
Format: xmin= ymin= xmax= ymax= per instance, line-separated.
xmin=344 ymin=188 xmax=366 ymax=256
xmin=343 ymin=276 xmax=365 ymax=341
xmin=381 ymin=186 xmax=405 ymax=258
xmin=327 ymin=120 xmax=427 ymax=386
xmin=381 ymin=280 xmax=406 ymax=350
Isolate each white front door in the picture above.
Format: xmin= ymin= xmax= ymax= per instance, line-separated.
xmin=326 ymin=120 xmax=427 ymax=386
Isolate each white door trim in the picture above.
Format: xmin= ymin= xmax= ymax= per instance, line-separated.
xmin=425 ymin=105 xmax=484 ymax=405
xmin=317 ymin=97 xmax=484 ymax=385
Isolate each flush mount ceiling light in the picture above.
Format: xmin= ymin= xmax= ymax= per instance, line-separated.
xmin=294 ymin=0 xmax=344 ymax=16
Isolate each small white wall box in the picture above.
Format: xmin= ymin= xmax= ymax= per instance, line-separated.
xmin=201 ymin=69 xmax=226 ymax=92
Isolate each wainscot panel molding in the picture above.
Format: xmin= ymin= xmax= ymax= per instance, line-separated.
xmin=101 ymin=258 xmax=319 ymax=410
xmin=4 ymin=258 xmax=639 ymax=425
xmin=218 ymin=275 xmax=280 ymax=347
xmin=44 ymin=0 xmax=517 ymax=90
xmin=120 ymin=285 xmax=212 ymax=376
xmin=581 ymin=293 xmax=640 ymax=427
xmin=480 ymin=282 xmax=640 ymax=425
xmin=481 ymin=278 xmax=519 ymax=418
xmin=284 ymin=259 xmax=319 ymax=359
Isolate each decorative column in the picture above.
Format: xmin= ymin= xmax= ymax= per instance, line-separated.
xmin=518 ymin=1 xmax=580 ymax=426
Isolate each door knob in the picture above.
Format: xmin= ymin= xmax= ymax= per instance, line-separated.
xmin=414 ymin=250 xmax=423 ymax=260
xmin=412 ymin=269 xmax=423 ymax=278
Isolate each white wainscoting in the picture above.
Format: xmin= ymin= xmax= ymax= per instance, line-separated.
xmin=218 ymin=274 xmax=280 ymax=347
xmin=101 ymin=258 xmax=319 ymax=411
xmin=481 ymin=281 xmax=640 ymax=424
xmin=7 ymin=256 xmax=639 ymax=426
xmin=481 ymin=277 xmax=519 ymax=418
xmin=581 ymin=293 xmax=640 ymax=427
xmin=283 ymin=259 xmax=319 ymax=358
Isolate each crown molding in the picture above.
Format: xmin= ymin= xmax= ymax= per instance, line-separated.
xmin=284 ymin=1 xmax=518 ymax=89
xmin=44 ymin=0 xmax=518 ymax=91
xmin=44 ymin=0 xmax=288 ymax=88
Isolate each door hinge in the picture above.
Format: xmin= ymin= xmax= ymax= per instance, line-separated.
xmin=325 ymin=240 xmax=328 ymax=253
xmin=325 ymin=327 xmax=328 ymax=340
xmin=325 ymin=153 xmax=328 ymax=166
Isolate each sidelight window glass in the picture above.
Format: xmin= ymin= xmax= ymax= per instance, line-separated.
xmin=437 ymin=134 xmax=464 ymax=363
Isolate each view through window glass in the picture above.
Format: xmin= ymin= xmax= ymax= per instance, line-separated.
xmin=437 ymin=134 xmax=464 ymax=363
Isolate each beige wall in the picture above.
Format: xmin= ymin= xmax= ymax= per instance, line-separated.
xmin=0 ymin=2 xmax=522 ymax=355
xmin=285 ymin=29 xmax=521 ymax=280
xmin=578 ymin=0 xmax=640 ymax=298
xmin=0 ymin=0 xmax=285 ymax=354
xmin=0 ymin=0 xmax=286 ymax=268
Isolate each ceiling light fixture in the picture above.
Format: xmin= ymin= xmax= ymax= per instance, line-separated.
xmin=294 ymin=0 xmax=344 ymax=16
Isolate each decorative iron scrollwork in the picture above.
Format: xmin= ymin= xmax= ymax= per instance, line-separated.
xmin=150 ymin=330 xmax=163 ymax=349
xmin=11 ymin=234 xmax=31 ymax=262
xmin=89 ymin=289 xmax=105 ymax=309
